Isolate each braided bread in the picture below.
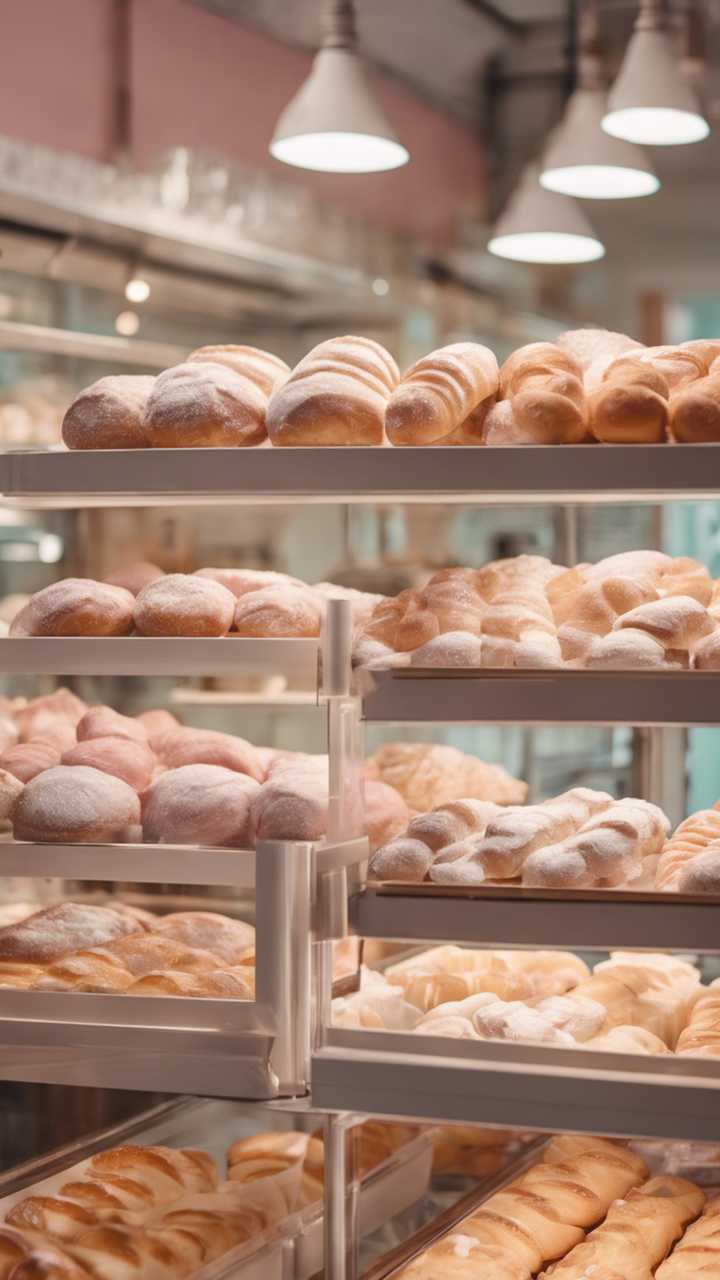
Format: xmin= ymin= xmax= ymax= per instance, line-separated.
xmin=541 ymin=1174 xmax=704 ymax=1279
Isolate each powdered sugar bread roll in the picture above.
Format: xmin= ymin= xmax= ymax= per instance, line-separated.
xmin=251 ymin=754 xmax=328 ymax=841
xmin=267 ymin=335 xmax=399 ymax=446
xmin=614 ymin=595 xmax=713 ymax=650
xmin=62 ymin=737 xmax=155 ymax=792
xmin=77 ymin=706 xmax=149 ymax=746
xmin=583 ymin=627 xmax=669 ymax=668
xmin=187 ymin=344 xmax=290 ymax=397
xmin=408 ymin=631 xmax=483 ymax=667
xmin=144 ymin=359 xmax=273 ymax=447
xmin=142 ymin=764 xmax=260 ymax=847
xmin=153 ymin=911 xmax=255 ymax=962
xmin=13 ymin=765 xmax=140 ymax=842
xmin=369 ymin=837 xmax=435 ymax=882
xmin=193 ymin=567 xmax=303 ymax=599
xmin=62 ymin=374 xmax=154 ymax=449
xmin=233 ymin=585 xmax=322 ymax=637
xmin=152 ymin=727 xmax=262 ymax=780
xmin=104 ymin=561 xmax=164 ymax=596
xmin=0 ymin=740 xmax=61 ymax=783
xmin=0 ymin=902 xmax=143 ymax=963
xmin=498 ymin=342 xmax=588 ymax=444
xmin=134 ymin=573 xmax=235 ymax=637
xmin=9 ymin=579 xmax=135 ymax=637
xmin=385 ymin=342 xmax=499 ymax=446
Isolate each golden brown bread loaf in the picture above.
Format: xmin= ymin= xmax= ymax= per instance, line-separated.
xmin=9 ymin=580 xmax=135 ymax=638
xmin=0 ymin=1225 xmax=91 ymax=1278
xmin=145 ymin=346 xmax=288 ymax=447
xmin=676 ymin=978 xmax=720 ymax=1058
xmin=364 ymin=742 xmax=527 ymax=811
xmin=589 ymin=355 xmax=670 ymax=443
xmin=656 ymin=1196 xmax=720 ymax=1277
xmin=670 ymin=363 xmax=720 ymax=442
xmin=656 ymin=808 xmax=720 ymax=890
xmin=0 ymin=903 xmax=143 ymax=965
xmin=498 ymin=342 xmax=588 ymax=444
xmin=13 ymin=765 xmax=141 ymax=843
xmin=267 ymin=335 xmax=399 ymax=445
xmin=61 ymin=375 xmax=155 ymax=450
xmin=541 ymin=1174 xmax=704 ymax=1279
xmin=570 ymin=953 xmax=700 ymax=1048
xmin=397 ymin=1135 xmax=648 ymax=1280
xmin=385 ymin=342 xmax=498 ymax=446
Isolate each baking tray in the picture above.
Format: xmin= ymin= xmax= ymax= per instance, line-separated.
xmin=0 ymin=1097 xmax=433 ymax=1280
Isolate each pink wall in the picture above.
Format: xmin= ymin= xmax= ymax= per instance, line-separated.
xmin=0 ymin=0 xmax=485 ymax=244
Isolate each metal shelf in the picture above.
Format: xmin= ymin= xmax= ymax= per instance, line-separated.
xmin=0 ymin=836 xmax=368 ymax=1098
xmin=361 ymin=667 xmax=720 ymax=725
xmin=313 ymin=1029 xmax=720 ymax=1141
xmin=0 ymin=636 xmax=319 ymax=681
xmin=1 ymin=443 xmax=720 ymax=508
xmin=352 ymin=884 xmax=720 ymax=953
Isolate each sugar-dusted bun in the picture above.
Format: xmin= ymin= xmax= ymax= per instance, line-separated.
xmin=62 ymin=736 xmax=155 ymax=792
xmin=0 ymin=902 xmax=142 ymax=964
xmin=153 ymin=911 xmax=254 ymax=962
xmin=193 ymin=566 xmax=303 ymax=599
xmin=557 ymin=327 xmax=643 ymax=375
xmin=135 ymin=709 xmax=180 ymax=751
xmin=187 ymin=343 xmax=290 ymax=396
xmin=0 ymin=768 xmax=23 ymax=822
xmin=0 ymin=739 xmax=60 ymax=783
xmin=385 ymin=343 xmax=499 ymax=446
xmin=62 ymin=374 xmax=154 ymax=450
xmin=589 ymin=355 xmax=669 ymax=443
xmin=142 ymin=763 xmax=260 ymax=847
xmin=152 ymin=727 xmax=262 ymax=780
xmin=364 ymin=779 xmax=409 ymax=851
xmin=104 ymin=561 xmax=164 ymax=596
xmin=267 ymin=335 xmax=399 ymax=446
xmin=134 ymin=573 xmax=235 ymax=637
xmin=127 ymin=967 xmax=254 ymax=997
xmin=144 ymin=360 xmax=270 ymax=447
xmin=9 ymin=579 xmax=135 ymax=637
xmin=77 ymin=706 xmax=149 ymax=746
xmin=251 ymin=754 xmax=328 ymax=841
xmin=583 ymin=627 xmax=669 ymax=668
xmin=15 ymin=689 xmax=86 ymax=738
xmin=614 ymin=594 xmax=713 ymax=651
xmin=13 ymin=765 xmax=140 ymax=842
xmin=409 ymin=630 xmax=483 ymax=667
xmin=499 ymin=342 xmax=588 ymax=444
xmin=233 ymin=584 xmax=322 ymax=637
xmin=369 ymin=837 xmax=434 ymax=882
xmin=694 ymin=628 xmax=720 ymax=669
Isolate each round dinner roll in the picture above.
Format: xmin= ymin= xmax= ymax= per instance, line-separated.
xmin=104 ymin=562 xmax=164 ymax=596
xmin=135 ymin=708 xmax=180 ymax=746
xmin=368 ymin=838 xmax=434 ymax=883
xmin=134 ymin=574 xmax=235 ymax=637
xmin=187 ymin=344 xmax=290 ymax=396
xmin=13 ymin=765 xmax=141 ymax=842
xmin=193 ymin=567 xmax=304 ymax=599
xmin=76 ymin=706 xmax=149 ymax=746
xmin=9 ymin=580 xmax=135 ymax=638
xmin=141 ymin=764 xmax=260 ymax=847
xmin=14 ymin=690 xmax=86 ymax=740
xmin=144 ymin=361 xmax=268 ymax=448
xmin=233 ymin=585 xmax=322 ymax=637
xmin=62 ymin=737 xmax=155 ymax=792
xmin=61 ymin=375 xmax=155 ymax=450
xmin=152 ymin=727 xmax=263 ymax=781
xmin=0 ymin=740 xmax=61 ymax=783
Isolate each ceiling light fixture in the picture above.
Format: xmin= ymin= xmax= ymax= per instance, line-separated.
xmin=270 ymin=0 xmax=409 ymax=173
xmin=489 ymin=164 xmax=605 ymax=264
xmin=603 ymin=0 xmax=710 ymax=146
xmin=125 ymin=262 xmax=151 ymax=304
xmin=115 ymin=310 xmax=140 ymax=336
xmin=541 ymin=2 xmax=659 ymax=199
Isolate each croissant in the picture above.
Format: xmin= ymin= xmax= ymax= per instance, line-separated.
xmin=385 ymin=342 xmax=498 ymax=445
xmin=266 ymin=335 xmax=399 ymax=445
xmin=540 ymin=1174 xmax=704 ymax=1279
xmin=498 ymin=342 xmax=588 ymax=444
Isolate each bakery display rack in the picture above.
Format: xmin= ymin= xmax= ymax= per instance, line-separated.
xmin=1 ymin=443 xmax=719 ymax=507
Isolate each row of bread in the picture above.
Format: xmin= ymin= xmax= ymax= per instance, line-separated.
xmin=370 ymin=786 xmax=720 ymax=895
xmin=0 ymin=1121 xmax=427 ymax=1279
xmin=397 ymin=1134 xmax=716 ymax=1280
xmin=7 ymin=566 xmax=381 ymax=640
xmin=334 ymin=946 xmax=720 ymax=1060
xmin=0 ymin=697 xmax=522 ymax=848
xmin=0 ymin=902 xmax=258 ymax=998
xmin=357 ymin=549 xmax=720 ymax=670
xmin=61 ymin=330 xmax=720 ymax=451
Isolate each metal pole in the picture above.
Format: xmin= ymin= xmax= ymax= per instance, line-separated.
xmin=255 ymin=842 xmax=313 ymax=1094
xmin=324 ymin=1112 xmax=349 ymax=1280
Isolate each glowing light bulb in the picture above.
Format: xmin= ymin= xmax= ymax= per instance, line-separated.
xmin=115 ymin=310 xmax=140 ymax=336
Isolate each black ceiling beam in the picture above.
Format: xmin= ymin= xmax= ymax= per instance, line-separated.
xmin=460 ymin=0 xmax=526 ymax=36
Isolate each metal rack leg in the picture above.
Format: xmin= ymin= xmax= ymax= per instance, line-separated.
xmin=255 ymin=842 xmax=313 ymax=1095
xmin=324 ymin=1112 xmax=350 ymax=1280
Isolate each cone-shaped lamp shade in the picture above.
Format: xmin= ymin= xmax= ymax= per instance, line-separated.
xmin=603 ymin=27 xmax=709 ymax=145
xmin=270 ymin=47 xmax=409 ymax=172
xmin=489 ymin=165 xmax=605 ymax=264
xmin=541 ymin=88 xmax=659 ymax=198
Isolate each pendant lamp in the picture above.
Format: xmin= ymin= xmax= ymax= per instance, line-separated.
xmin=489 ymin=164 xmax=605 ymax=264
xmin=270 ymin=0 xmax=409 ymax=173
xmin=603 ymin=0 xmax=709 ymax=145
